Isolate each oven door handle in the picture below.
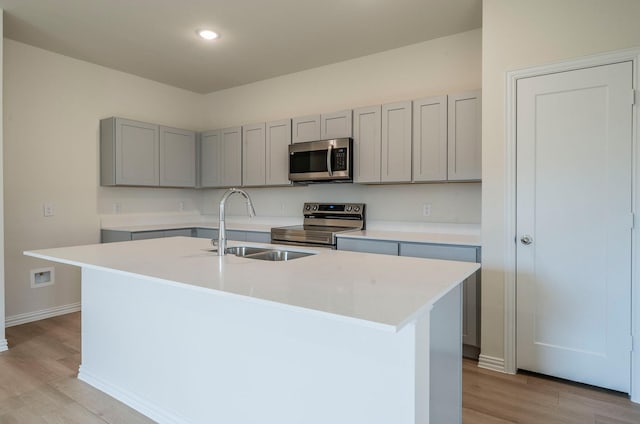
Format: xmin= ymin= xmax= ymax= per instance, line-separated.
xmin=326 ymin=144 xmax=333 ymax=177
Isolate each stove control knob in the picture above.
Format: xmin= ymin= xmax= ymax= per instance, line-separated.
xmin=305 ymin=204 xmax=311 ymax=211
xmin=354 ymin=206 xmax=360 ymax=212
xmin=346 ymin=205 xmax=352 ymax=212
xmin=312 ymin=205 xmax=318 ymax=211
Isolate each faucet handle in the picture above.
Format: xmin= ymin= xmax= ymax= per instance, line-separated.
xmin=211 ymin=239 xmax=218 ymax=248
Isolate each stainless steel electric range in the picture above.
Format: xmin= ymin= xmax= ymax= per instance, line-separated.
xmin=271 ymin=202 xmax=365 ymax=248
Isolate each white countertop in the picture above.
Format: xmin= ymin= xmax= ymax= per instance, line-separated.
xmin=337 ymin=222 xmax=481 ymax=246
xmin=25 ymin=237 xmax=479 ymax=332
xmin=101 ymin=215 xmax=481 ymax=246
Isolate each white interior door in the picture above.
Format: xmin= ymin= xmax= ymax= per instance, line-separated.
xmin=516 ymin=61 xmax=633 ymax=392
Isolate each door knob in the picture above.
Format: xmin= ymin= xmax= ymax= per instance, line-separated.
xmin=520 ymin=235 xmax=533 ymax=245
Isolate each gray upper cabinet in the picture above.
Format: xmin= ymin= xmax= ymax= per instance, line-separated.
xmin=448 ymin=90 xmax=481 ymax=181
xmin=353 ymin=105 xmax=382 ymax=183
xmin=381 ymin=101 xmax=412 ymax=183
xmin=101 ymin=117 xmax=160 ymax=186
xmin=199 ymin=129 xmax=222 ymax=187
xmin=200 ymin=127 xmax=242 ymax=188
xmin=292 ymin=115 xmax=321 ymax=143
xmin=159 ymin=126 xmax=196 ymax=187
xmin=412 ymin=96 xmax=448 ymax=182
xmin=320 ymin=110 xmax=353 ymax=139
xmin=242 ymin=123 xmax=266 ymax=186
xmin=266 ymin=119 xmax=292 ymax=186
xmin=220 ymin=127 xmax=243 ymax=187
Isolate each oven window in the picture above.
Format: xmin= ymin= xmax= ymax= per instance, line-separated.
xmin=290 ymin=149 xmax=328 ymax=173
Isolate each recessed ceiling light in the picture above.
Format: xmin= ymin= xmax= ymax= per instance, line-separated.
xmin=197 ymin=29 xmax=219 ymax=40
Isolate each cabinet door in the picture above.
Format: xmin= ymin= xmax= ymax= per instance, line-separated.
xmin=226 ymin=230 xmax=246 ymax=241
xmin=159 ymin=126 xmax=196 ymax=187
xmin=115 ymin=118 xmax=159 ymax=186
xmin=131 ymin=231 xmax=166 ymax=240
xmin=381 ymin=101 xmax=412 ymax=183
xmin=413 ymin=96 xmax=447 ymax=182
xmin=200 ymin=130 xmax=222 ymax=187
xmin=353 ymin=106 xmax=382 ymax=183
xmin=221 ymin=127 xmax=243 ymax=187
xmin=242 ymin=123 xmax=266 ymax=186
xmin=266 ymin=119 xmax=292 ymax=186
xmin=101 ymin=230 xmax=133 ymax=243
xmin=337 ymin=238 xmax=399 ymax=255
xmin=321 ymin=110 xmax=353 ymax=139
xmin=245 ymin=231 xmax=271 ymax=243
xmin=399 ymin=242 xmax=480 ymax=349
xmin=195 ymin=228 xmax=219 ymax=239
xmin=292 ymin=115 xmax=321 ymax=143
xmin=448 ymin=90 xmax=481 ymax=181
xmin=163 ymin=229 xmax=194 ymax=237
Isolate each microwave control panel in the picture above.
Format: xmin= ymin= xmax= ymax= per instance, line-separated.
xmin=334 ymin=148 xmax=348 ymax=170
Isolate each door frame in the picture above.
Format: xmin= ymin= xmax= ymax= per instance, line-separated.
xmin=503 ymin=47 xmax=640 ymax=401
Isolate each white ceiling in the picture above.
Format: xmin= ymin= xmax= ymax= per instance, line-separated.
xmin=0 ymin=0 xmax=482 ymax=94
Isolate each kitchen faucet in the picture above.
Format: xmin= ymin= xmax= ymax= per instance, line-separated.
xmin=216 ymin=188 xmax=256 ymax=256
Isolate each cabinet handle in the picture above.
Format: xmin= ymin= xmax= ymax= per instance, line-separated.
xmin=520 ymin=235 xmax=533 ymax=245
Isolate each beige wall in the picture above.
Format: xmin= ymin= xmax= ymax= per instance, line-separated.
xmin=481 ymin=0 xmax=640 ymax=362
xmin=3 ymin=39 xmax=204 ymax=319
xmin=202 ymin=29 xmax=482 ymax=128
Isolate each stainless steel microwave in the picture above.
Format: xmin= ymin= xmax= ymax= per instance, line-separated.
xmin=288 ymin=138 xmax=353 ymax=183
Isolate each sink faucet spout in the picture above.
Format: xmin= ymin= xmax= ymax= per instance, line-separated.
xmin=217 ymin=188 xmax=256 ymax=256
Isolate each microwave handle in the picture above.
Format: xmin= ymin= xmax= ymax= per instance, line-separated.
xmin=326 ymin=144 xmax=333 ymax=176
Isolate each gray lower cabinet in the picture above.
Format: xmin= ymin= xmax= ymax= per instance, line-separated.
xmin=336 ymin=238 xmax=399 ymax=255
xmin=103 ymin=227 xmax=270 ymax=244
xmin=337 ymin=237 xmax=481 ymax=358
xmin=194 ymin=228 xmax=219 ymax=239
xmin=399 ymin=242 xmax=480 ymax=357
xmin=226 ymin=230 xmax=271 ymax=243
xmin=102 ymin=228 xmax=194 ymax=242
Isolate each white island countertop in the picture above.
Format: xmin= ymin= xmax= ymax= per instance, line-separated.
xmin=25 ymin=236 xmax=479 ymax=332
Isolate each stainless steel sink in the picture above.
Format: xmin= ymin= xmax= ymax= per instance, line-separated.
xmin=225 ymin=246 xmax=315 ymax=261
xmin=224 ymin=246 xmax=271 ymax=257
xmin=244 ymin=250 xmax=314 ymax=261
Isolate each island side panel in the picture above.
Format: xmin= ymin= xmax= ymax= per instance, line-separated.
xmin=78 ymin=267 xmax=430 ymax=424
xmin=430 ymin=283 xmax=462 ymax=424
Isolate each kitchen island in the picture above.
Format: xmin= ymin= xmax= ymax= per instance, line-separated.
xmin=25 ymin=236 xmax=479 ymax=424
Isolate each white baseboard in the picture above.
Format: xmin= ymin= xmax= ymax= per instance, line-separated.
xmin=5 ymin=302 xmax=81 ymax=327
xmin=78 ymin=366 xmax=188 ymax=424
xmin=0 ymin=338 xmax=8 ymax=352
xmin=478 ymin=354 xmax=508 ymax=373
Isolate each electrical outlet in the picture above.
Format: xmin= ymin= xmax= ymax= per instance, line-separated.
xmin=179 ymin=201 xmax=185 ymax=212
xmin=422 ymin=203 xmax=432 ymax=217
xmin=30 ymin=267 xmax=55 ymax=288
xmin=113 ymin=203 xmax=121 ymax=214
xmin=43 ymin=203 xmax=55 ymax=217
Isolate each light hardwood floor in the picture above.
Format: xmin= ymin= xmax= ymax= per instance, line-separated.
xmin=1 ymin=312 xmax=640 ymax=423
